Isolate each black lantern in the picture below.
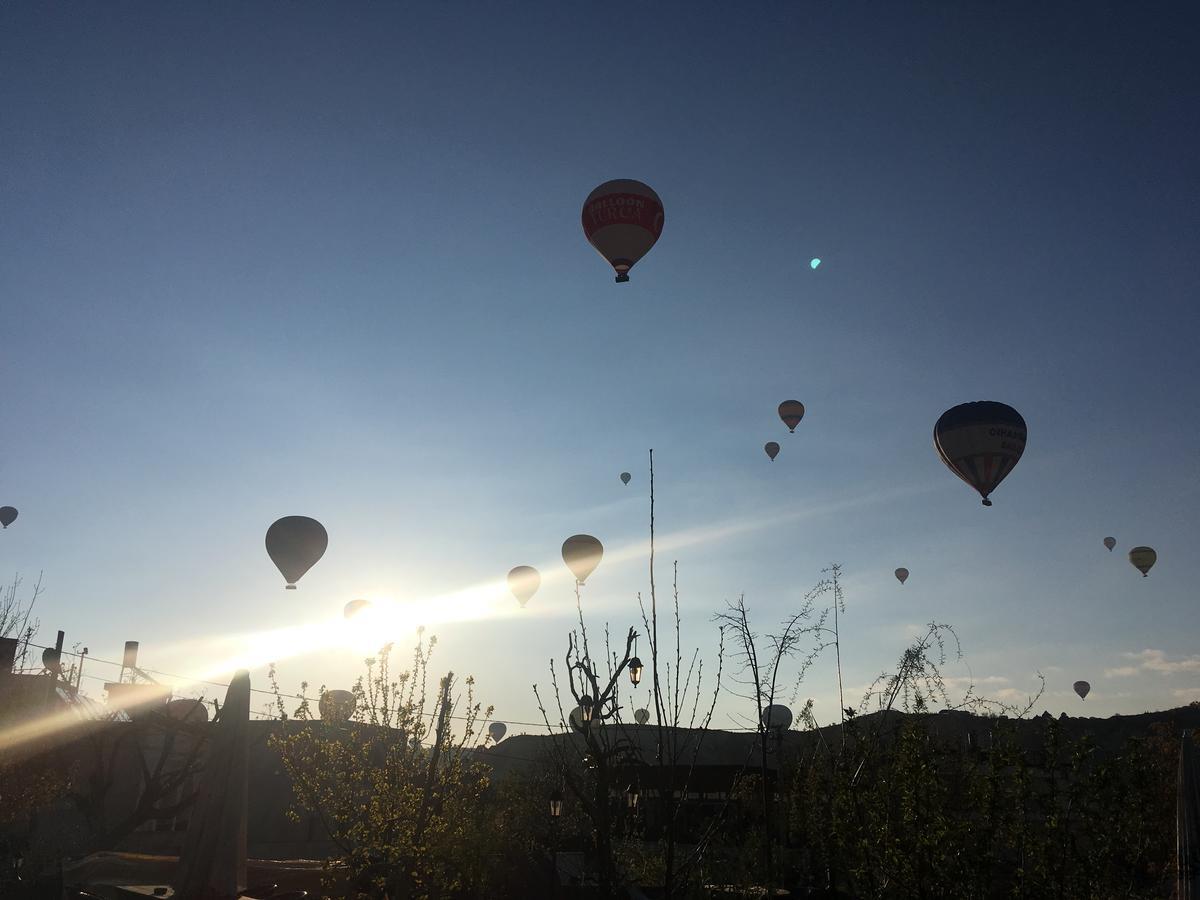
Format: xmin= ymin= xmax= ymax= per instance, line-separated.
xmin=625 ymin=784 xmax=640 ymax=810
xmin=580 ymin=694 xmax=595 ymax=723
xmin=549 ymin=790 xmax=563 ymax=818
xmin=628 ymin=657 xmax=643 ymax=687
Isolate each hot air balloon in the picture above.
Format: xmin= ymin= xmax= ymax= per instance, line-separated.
xmin=165 ymin=698 xmax=209 ymax=724
xmin=810 ymin=258 xmax=821 ymax=270
xmin=761 ymin=704 xmax=792 ymax=731
xmin=319 ymin=689 xmax=356 ymax=723
xmin=634 ymin=708 xmax=649 ymax=725
xmin=0 ymin=507 xmax=16 ymax=529
xmin=620 ymin=472 xmax=631 ymax=485
xmin=765 ymin=442 xmax=780 ymax=461
xmin=778 ymin=400 xmax=805 ymax=433
xmin=581 ymin=179 xmax=664 ymax=282
xmin=1128 ymin=546 xmax=1156 ymax=577
xmin=1073 ymin=680 xmax=1090 ymax=700
xmin=895 ymin=567 xmax=909 ymax=585
xmin=1103 ymin=536 xmax=1116 ymax=552
xmin=569 ymin=705 xmax=591 ymax=731
xmin=933 ymin=401 xmax=1027 ymax=506
xmin=265 ymin=516 xmax=328 ymax=589
xmin=344 ymin=598 xmax=371 ymax=620
xmin=562 ymin=535 xmax=603 ymax=584
xmin=488 ymin=722 xmax=507 ymax=743
xmin=508 ymin=566 xmax=541 ymax=608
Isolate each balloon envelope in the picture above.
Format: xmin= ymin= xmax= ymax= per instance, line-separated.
xmin=933 ymin=401 xmax=1027 ymax=506
xmin=0 ymin=506 xmax=16 ymax=529
xmin=562 ymin=535 xmax=603 ymax=584
xmin=488 ymin=722 xmax=507 ymax=742
xmin=582 ymin=179 xmax=664 ymax=282
xmin=1103 ymin=536 xmax=1116 ymax=552
xmin=620 ymin=472 xmax=631 ymax=485
xmin=1073 ymin=680 xmax=1090 ymax=700
xmin=507 ymin=566 xmax=541 ymax=607
xmin=1128 ymin=546 xmax=1156 ymax=576
xmin=778 ymin=400 xmax=805 ymax=433
xmin=165 ymin=698 xmax=209 ymax=724
xmin=266 ymin=516 xmax=328 ymax=589
xmin=764 ymin=442 xmax=780 ymax=461
xmin=761 ymin=704 xmax=792 ymax=731
xmin=895 ymin=567 xmax=909 ymax=585
xmin=344 ymin=599 xmax=371 ymax=620
xmin=634 ymin=708 xmax=649 ymax=725
xmin=810 ymin=258 xmax=821 ymax=269
xmin=319 ymin=689 xmax=356 ymax=723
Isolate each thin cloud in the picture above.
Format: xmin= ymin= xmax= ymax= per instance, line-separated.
xmin=1121 ymin=648 xmax=1200 ymax=674
xmin=1104 ymin=666 xmax=1139 ymax=678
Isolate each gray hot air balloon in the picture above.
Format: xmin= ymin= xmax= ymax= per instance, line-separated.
xmin=1073 ymin=680 xmax=1090 ymax=700
xmin=0 ymin=506 xmax=17 ymax=529
xmin=319 ymin=689 xmax=356 ymax=723
xmin=634 ymin=708 xmax=649 ymax=725
xmin=620 ymin=472 xmax=631 ymax=485
xmin=1103 ymin=536 xmax=1116 ymax=552
xmin=266 ymin=516 xmax=328 ymax=589
xmin=778 ymin=400 xmax=805 ymax=433
xmin=582 ymin=180 xmax=664 ymax=283
xmin=562 ymin=534 xmax=603 ymax=584
xmin=895 ymin=567 xmax=909 ymax=585
xmin=765 ymin=442 xmax=780 ymax=461
xmin=488 ymin=722 xmax=507 ymax=743
xmin=1129 ymin=546 xmax=1157 ymax=577
xmin=508 ymin=566 xmax=541 ymax=608
xmin=761 ymin=704 xmax=792 ymax=731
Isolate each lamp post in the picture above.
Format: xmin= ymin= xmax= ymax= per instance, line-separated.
xmin=627 ymin=657 xmax=643 ymax=687
xmin=549 ymin=790 xmax=563 ymax=899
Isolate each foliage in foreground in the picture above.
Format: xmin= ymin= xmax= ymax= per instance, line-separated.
xmin=268 ymin=633 xmax=495 ymax=899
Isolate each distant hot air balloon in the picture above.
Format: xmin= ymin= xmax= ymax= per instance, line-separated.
xmin=165 ymin=698 xmax=209 ymax=724
xmin=562 ymin=535 xmax=603 ymax=584
xmin=0 ymin=507 xmax=16 ymax=529
xmin=581 ymin=179 xmax=664 ymax=282
xmin=344 ymin=598 xmax=371 ymax=620
xmin=266 ymin=516 xmax=328 ymax=589
xmin=634 ymin=708 xmax=649 ymax=725
xmin=1128 ymin=546 xmax=1156 ymax=577
xmin=895 ymin=567 xmax=909 ymax=585
xmin=778 ymin=400 xmax=805 ymax=433
xmin=488 ymin=722 xmax=507 ymax=743
xmin=765 ymin=442 xmax=780 ymax=461
xmin=319 ymin=689 xmax=356 ymax=723
xmin=1073 ymin=680 xmax=1090 ymax=700
xmin=620 ymin=472 xmax=631 ymax=485
xmin=933 ymin=401 xmax=1027 ymax=506
xmin=1103 ymin=536 xmax=1116 ymax=552
xmin=508 ymin=566 xmax=541 ymax=608
xmin=761 ymin=704 xmax=792 ymax=731
xmin=810 ymin=258 xmax=821 ymax=270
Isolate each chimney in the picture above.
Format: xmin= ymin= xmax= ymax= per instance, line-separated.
xmin=0 ymin=637 xmax=18 ymax=674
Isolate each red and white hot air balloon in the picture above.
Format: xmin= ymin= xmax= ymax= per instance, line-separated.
xmin=933 ymin=401 xmax=1027 ymax=507
xmin=581 ymin=180 xmax=664 ymax=283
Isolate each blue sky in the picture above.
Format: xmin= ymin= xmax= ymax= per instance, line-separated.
xmin=2 ymin=2 xmax=1198 ymax=731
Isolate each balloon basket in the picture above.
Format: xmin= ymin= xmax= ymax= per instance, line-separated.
xmin=615 ymin=274 xmax=630 ymax=283
xmin=285 ymin=584 xmax=297 ymax=590
xmin=982 ymin=499 xmax=992 ymax=507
